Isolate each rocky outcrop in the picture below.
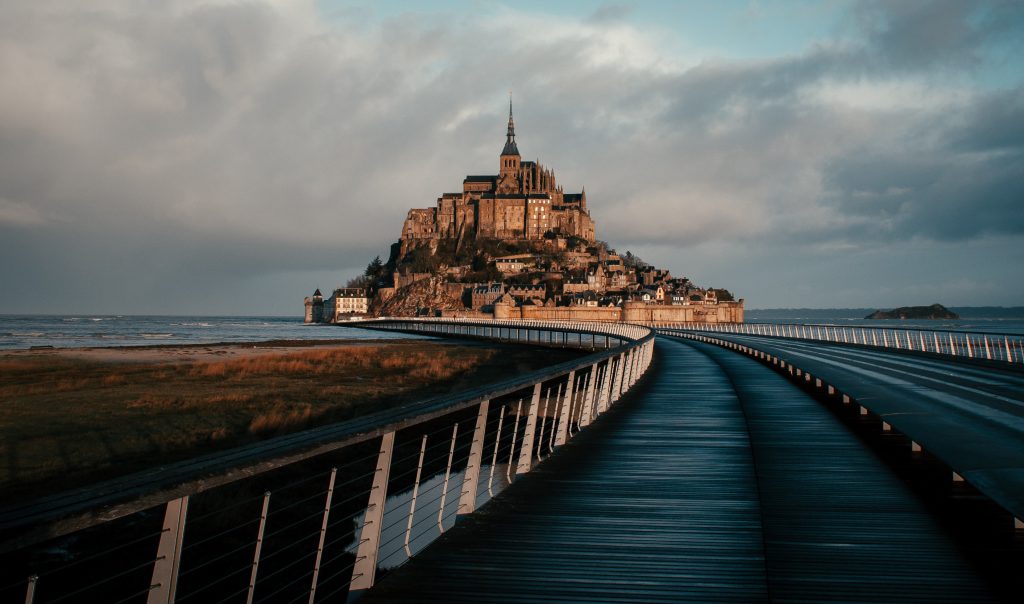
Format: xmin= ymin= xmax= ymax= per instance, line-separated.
xmin=376 ymin=276 xmax=465 ymax=317
xmin=865 ymin=304 xmax=959 ymax=320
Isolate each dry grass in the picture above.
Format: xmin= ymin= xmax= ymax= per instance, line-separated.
xmin=0 ymin=340 xmax=582 ymax=501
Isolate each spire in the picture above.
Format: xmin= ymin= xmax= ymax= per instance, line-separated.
xmin=501 ymin=94 xmax=520 ymax=156
xmin=507 ymin=95 xmax=515 ymax=138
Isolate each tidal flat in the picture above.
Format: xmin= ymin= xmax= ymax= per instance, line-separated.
xmin=0 ymin=339 xmax=582 ymax=501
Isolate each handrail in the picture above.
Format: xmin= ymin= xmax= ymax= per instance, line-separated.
xmin=0 ymin=319 xmax=655 ymax=603
xmin=654 ymin=321 xmax=1023 ymax=365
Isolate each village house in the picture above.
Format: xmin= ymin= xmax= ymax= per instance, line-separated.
xmin=506 ymin=284 xmax=546 ymax=303
xmin=326 ymin=288 xmax=369 ymax=319
xmin=471 ymin=283 xmax=504 ymax=309
xmin=571 ymin=291 xmax=600 ymax=307
xmin=494 ymin=254 xmax=536 ymax=274
xmin=562 ymin=280 xmax=591 ymax=295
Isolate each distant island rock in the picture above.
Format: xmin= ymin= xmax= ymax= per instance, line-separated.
xmin=865 ymin=304 xmax=959 ymax=320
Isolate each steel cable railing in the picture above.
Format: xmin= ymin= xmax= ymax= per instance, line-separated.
xmin=2 ymin=319 xmax=654 ymax=604
xmin=657 ymin=321 xmax=1023 ymax=365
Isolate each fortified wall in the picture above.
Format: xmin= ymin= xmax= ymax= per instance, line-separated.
xmin=495 ymin=300 xmax=745 ymax=323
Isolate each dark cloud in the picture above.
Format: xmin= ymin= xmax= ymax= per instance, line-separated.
xmin=947 ymin=86 xmax=1024 ymax=152
xmin=851 ymin=0 xmax=1024 ymax=70
xmin=0 ymin=0 xmax=1022 ymax=312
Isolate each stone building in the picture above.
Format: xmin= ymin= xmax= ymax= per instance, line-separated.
xmin=303 ymin=289 xmax=324 ymax=323
xmin=506 ymin=283 xmax=546 ymax=303
xmin=326 ymin=288 xmax=369 ymax=319
xmin=400 ymin=102 xmax=595 ymax=254
xmin=470 ymin=283 xmax=504 ymax=309
xmin=494 ymin=254 xmax=536 ymax=274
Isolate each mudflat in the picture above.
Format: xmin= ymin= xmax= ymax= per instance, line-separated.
xmin=0 ymin=339 xmax=581 ymax=501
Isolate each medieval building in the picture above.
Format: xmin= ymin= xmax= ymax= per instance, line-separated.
xmin=400 ymin=102 xmax=595 ymax=252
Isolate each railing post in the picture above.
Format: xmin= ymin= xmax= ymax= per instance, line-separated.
xmin=488 ymin=406 xmax=506 ymax=497
xmin=579 ymin=363 xmax=598 ymax=428
xmin=554 ymin=370 xmax=575 ymax=446
xmin=437 ymin=423 xmax=459 ymax=532
xmin=147 ymin=496 xmax=189 ymax=604
xmin=309 ymin=468 xmax=337 ymax=604
xmin=626 ymin=346 xmax=634 ymax=389
xmin=24 ymin=576 xmax=37 ymax=604
xmin=516 ymin=383 xmax=543 ymax=475
xmin=245 ymin=492 xmax=271 ymax=604
xmin=548 ymin=382 xmax=564 ymax=454
xmin=599 ymin=362 xmax=613 ymax=414
xmin=404 ymin=435 xmax=428 ymax=556
xmin=536 ymin=389 xmax=551 ymax=460
xmin=458 ymin=400 xmax=490 ymax=518
xmin=349 ymin=431 xmax=396 ymax=601
xmin=612 ymin=352 xmax=627 ymax=402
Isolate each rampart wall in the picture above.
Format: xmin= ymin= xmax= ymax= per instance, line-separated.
xmin=495 ymin=301 xmax=744 ymax=323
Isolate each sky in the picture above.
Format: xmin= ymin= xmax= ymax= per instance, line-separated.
xmin=1 ymin=0 xmax=1022 ymax=315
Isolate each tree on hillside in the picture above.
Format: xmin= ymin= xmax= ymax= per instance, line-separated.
xmin=711 ymin=288 xmax=735 ymax=301
xmin=622 ymin=251 xmax=647 ymax=269
xmin=346 ymin=275 xmax=372 ymax=289
xmin=365 ymin=256 xmax=385 ymax=280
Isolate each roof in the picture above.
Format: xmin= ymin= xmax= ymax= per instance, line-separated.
xmin=501 ymin=139 xmax=520 ymax=156
xmin=333 ymin=288 xmax=367 ymax=297
xmin=465 ymin=175 xmax=496 ymax=183
xmin=313 ymin=288 xmax=322 ymax=297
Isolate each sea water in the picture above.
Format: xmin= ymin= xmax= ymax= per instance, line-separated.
xmin=2 ymin=308 xmax=1022 ymax=350
xmin=746 ymin=307 xmax=1024 ymax=335
xmin=0 ymin=315 xmax=414 ymax=350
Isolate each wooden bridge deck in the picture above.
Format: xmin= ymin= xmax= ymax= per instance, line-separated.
xmin=705 ymin=332 xmax=1024 ymax=523
xmin=363 ymin=337 xmax=996 ymax=603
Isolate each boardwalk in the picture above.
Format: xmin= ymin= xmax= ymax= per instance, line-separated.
xmin=365 ymin=337 xmax=995 ymax=602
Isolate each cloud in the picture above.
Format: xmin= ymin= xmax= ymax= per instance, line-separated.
xmin=586 ymin=3 xmax=635 ymax=24
xmin=0 ymin=198 xmax=49 ymax=226
xmin=850 ymin=0 xmax=1024 ymax=70
xmin=0 ymin=0 xmax=1021 ymax=312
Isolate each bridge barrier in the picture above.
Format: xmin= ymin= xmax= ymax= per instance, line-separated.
xmin=658 ymin=327 xmax=1024 ymax=532
xmin=651 ymin=321 xmax=1024 ymax=365
xmin=0 ymin=319 xmax=653 ymax=604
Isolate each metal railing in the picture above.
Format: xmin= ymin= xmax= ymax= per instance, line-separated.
xmin=652 ymin=321 xmax=1024 ymax=364
xmin=0 ymin=319 xmax=654 ymax=603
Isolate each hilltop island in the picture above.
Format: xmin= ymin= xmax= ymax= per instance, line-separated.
xmin=865 ymin=304 xmax=960 ymax=320
xmin=305 ymin=103 xmax=744 ymax=324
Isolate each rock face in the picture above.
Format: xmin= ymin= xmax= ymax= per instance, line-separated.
xmin=376 ymin=276 xmax=465 ymax=317
xmin=865 ymin=304 xmax=959 ymax=320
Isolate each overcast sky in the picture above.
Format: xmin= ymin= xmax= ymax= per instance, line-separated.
xmin=1 ymin=0 xmax=1022 ymax=315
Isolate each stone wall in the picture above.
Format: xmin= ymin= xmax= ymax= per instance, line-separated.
xmin=496 ymin=300 xmax=744 ymax=323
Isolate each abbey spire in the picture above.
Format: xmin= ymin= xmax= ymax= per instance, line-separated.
xmin=501 ymin=97 xmax=520 ymax=157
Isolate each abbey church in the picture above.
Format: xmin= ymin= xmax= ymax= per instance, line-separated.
xmin=400 ymin=102 xmax=596 ymax=251
xmin=305 ymin=101 xmax=744 ymax=324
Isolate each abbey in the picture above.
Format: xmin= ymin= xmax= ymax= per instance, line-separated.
xmin=400 ymin=102 xmax=595 ymax=252
xmin=304 ymin=102 xmax=744 ymax=324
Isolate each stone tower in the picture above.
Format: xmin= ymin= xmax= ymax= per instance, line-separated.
xmin=497 ymin=98 xmax=521 ymax=194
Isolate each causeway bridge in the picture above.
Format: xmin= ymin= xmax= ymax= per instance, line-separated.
xmin=1 ymin=319 xmax=1022 ymax=602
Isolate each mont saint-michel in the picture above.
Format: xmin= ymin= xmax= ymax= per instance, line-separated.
xmin=305 ymin=104 xmax=744 ymax=325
